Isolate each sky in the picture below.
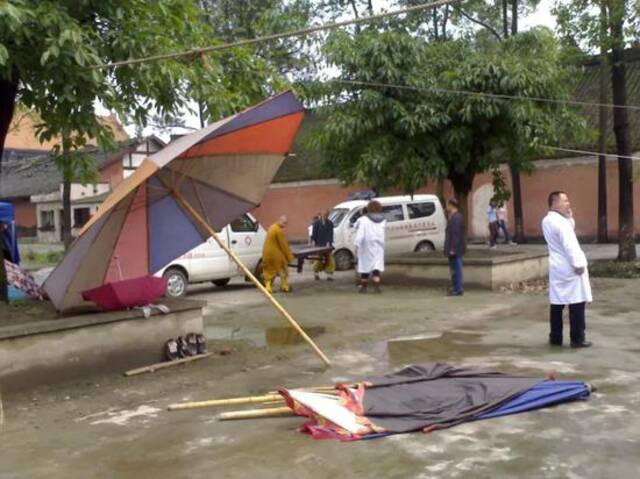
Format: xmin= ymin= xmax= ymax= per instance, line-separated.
xmin=118 ymin=0 xmax=558 ymax=140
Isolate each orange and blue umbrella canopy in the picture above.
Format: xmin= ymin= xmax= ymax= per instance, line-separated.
xmin=44 ymin=91 xmax=304 ymax=313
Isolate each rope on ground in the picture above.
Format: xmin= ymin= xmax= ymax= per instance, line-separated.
xmin=89 ymin=0 xmax=462 ymax=70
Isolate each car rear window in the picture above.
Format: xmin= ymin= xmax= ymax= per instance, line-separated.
xmin=407 ymin=202 xmax=436 ymax=219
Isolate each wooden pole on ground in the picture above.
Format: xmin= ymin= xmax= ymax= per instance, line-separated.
xmin=168 ymin=187 xmax=331 ymax=367
xmin=124 ymin=353 xmax=212 ymax=376
xmin=217 ymin=406 xmax=294 ymax=421
xmin=167 ymin=393 xmax=283 ymax=411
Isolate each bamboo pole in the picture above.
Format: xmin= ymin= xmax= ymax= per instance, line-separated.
xmin=167 ymin=393 xmax=283 ymax=411
xmin=124 ymin=353 xmax=212 ymax=376
xmin=168 ymin=187 xmax=331 ymax=367
xmin=217 ymin=406 xmax=294 ymax=421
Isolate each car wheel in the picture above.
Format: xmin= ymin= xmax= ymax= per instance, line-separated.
xmin=212 ymin=278 xmax=231 ymax=287
xmin=333 ymin=249 xmax=354 ymax=271
xmin=415 ymin=241 xmax=435 ymax=253
xmin=164 ymin=268 xmax=188 ymax=298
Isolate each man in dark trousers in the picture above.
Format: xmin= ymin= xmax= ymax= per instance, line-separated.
xmin=311 ymin=210 xmax=335 ymax=281
xmin=444 ymin=198 xmax=465 ymax=296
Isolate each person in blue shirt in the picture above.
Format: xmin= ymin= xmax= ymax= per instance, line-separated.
xmin=487 ymin=200 xmax=499 ymax=249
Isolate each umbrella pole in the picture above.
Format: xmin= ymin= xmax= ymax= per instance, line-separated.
xmin=171 ymin=190 xmax=331 ymax=367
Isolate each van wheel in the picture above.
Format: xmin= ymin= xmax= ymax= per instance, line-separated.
xmin=415 ymin=241 xmax=435 ymax=253
xmin=164 ymin=268 xmax=188 ymax=298
xmin=333 ymin=249 xmax=354 ymax=271
xmin=212 ymin=278 xmax=230 ymax=287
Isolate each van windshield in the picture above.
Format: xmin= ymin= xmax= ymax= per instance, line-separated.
xmin=329 ymin=208 xmax=349 ymax=227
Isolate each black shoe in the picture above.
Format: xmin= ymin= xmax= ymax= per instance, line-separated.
xmin=446 ymin=291 xmax=463 ymax=297
xmin=549 ymin=340 xmax=563 ymax=347
xmin=570 ymin=341 xmax=592 ymax=348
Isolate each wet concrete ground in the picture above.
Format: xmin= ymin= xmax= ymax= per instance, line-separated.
xmin=2 ymin=266 xmax=640 ymax=478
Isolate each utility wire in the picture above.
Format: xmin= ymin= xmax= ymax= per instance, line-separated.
xmin=541 ymin=145 xmax=640 ymax=162
xmin=90 ymin=0 xmax=462 ymax=70
xmin=331 ymin=79 xmax=640 ymax=112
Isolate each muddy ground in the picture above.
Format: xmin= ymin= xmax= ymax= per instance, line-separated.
xmin=1 ymin=269 xmax=640 ymax=478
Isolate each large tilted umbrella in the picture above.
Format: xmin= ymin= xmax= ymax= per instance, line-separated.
xmin=44 ymin=91 xmax=330 ymax=365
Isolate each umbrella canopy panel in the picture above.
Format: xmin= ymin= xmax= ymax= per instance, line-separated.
xmin=45 ymin=91 xmax=304 ymax=312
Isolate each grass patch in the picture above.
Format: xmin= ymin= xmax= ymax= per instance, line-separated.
xmin=21 ymin=250 xmax=64 ymax=267
xmin=589 ymin=259 xmax=640 ymax=279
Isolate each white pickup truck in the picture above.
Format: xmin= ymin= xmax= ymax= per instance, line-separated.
xmin=157 ymin=213 xmax=266 ymax=297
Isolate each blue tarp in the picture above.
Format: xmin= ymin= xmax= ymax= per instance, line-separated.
xmin=478 ymin=380 xmax=591 ymax=420
xmin=0 ymin=201 xmax=20 ymax=264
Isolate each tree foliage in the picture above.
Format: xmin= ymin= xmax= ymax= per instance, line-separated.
xmin=300 ymin=28 xmax=584 ymax=230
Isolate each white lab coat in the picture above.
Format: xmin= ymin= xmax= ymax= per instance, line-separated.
xmin=354 ymin=216 xmax=386 ymax=273
xmin=542 ymin=211 xmax=592 ymax=305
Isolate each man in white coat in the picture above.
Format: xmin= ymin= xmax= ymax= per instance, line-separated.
xmin=542 ymin=191 xmax=592 ymax=348
xmin=354 ymin=200 xmax=386 ymax=293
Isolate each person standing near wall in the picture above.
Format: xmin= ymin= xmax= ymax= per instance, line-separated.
xmin=496 ymin=203 xmax=516 ymax=245
xmin=487 ymin=200 xmax=499 ymax=249
xmin=311 ymin=210 xmax=335 ymax=281
xmin=542 ymin=191 xmax=592 ymax=348
xmin=262 ymin=215 xmax=295 ymax=294
xmin=444 ymin=199 xmax=465 ymax=297
xmin=354 ymin=201 xmax=386 ymax=293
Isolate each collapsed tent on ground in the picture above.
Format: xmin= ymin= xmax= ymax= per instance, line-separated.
xmin=280 ymin=363 xmax=591 ymax=441
xmin=44 ymin=91 xmax=304 ymax=313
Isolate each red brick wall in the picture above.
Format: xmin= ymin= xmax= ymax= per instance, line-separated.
xmin=14 ymin=199 xmax=36 ymax=227
xmin=252 ymin=159 xmax=640 ymax=242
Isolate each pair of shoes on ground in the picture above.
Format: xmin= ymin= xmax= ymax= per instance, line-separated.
xmin=314 ymin=274 xmax=334 ymax=281
xmin=358 ymin=283 xmax=381 ymax=294
xmin=549 ymin=340 xmax=593 ymax=348
xmin=165 ymin=333 xmax=207 ymax=361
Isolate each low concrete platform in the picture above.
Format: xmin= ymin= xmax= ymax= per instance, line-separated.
xmin=0 ymin=299 xmax=205 ymax=391
xmin=385 ymin=251 xmax=549 ymax=290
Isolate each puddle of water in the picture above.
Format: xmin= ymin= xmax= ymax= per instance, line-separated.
xmin=385 ymin=330 xmax=489 ymax=366
xmin=205 ymin=325 xmax=325 ymax=347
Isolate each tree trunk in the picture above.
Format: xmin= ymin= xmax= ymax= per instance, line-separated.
xmin=502 ymin=0 xmax=509 ymax=38
xmin=597 ymin=55 xmax=609 ymax=243
xmin=449 ymin=171 xmax=474 ymax=249
xmin=610 ymin=9 xmax=636 ymax=261
xmin=0 ymin=76 xmax=18 ymax=171
xmin=509 ymin=163 xmax=525 ymax=243
xmin=436 ymin=177 xmax=445 ymax=209
xmin=0 ymin=75 xmax=19 ymax=303
xmin=61 ymin=143 xmax=73 ymax=250
xmin=511 ymin=0 xmax=517 ymax=35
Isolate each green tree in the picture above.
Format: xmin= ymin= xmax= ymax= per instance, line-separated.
xmin=301 ymin=29 xmax=582 ymax=241
xmin=0 ymin=0 xmax=283 ymax=299
xmin=555 ymin=0 xmax=638 ymax=261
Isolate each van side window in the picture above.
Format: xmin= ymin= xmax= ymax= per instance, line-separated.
xmin=230 ymin=215 xmax=257 ymax=232
xmin=349 ymin=209 xmax=364 ymax=226
xmin=407 ymin=202 xmax=435 ymax=219
xmin=381 ymin=205 xmax=405 ymax=222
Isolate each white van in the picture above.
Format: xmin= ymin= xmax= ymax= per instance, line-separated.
xmin=158 ymin=214 xmax=266 ymax=297
xmin=329 ymin=195 xmax=446 ymax=270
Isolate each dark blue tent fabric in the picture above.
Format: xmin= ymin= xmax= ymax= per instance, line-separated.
xmin=0 ymin=201 xmax=20 ymax=264
xmin=361 ymin=380 xmax=589 ymax=441
xmin=477 ymin=380 xmax=590 ymax=420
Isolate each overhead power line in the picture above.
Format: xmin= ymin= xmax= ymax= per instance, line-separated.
xmin=91 ymin=0 xmax=462 ymax=70
xmin=541 ymin=145 xmax=640 ymax=162
xmin=331 ymin=79 xmax=640 ymax=113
